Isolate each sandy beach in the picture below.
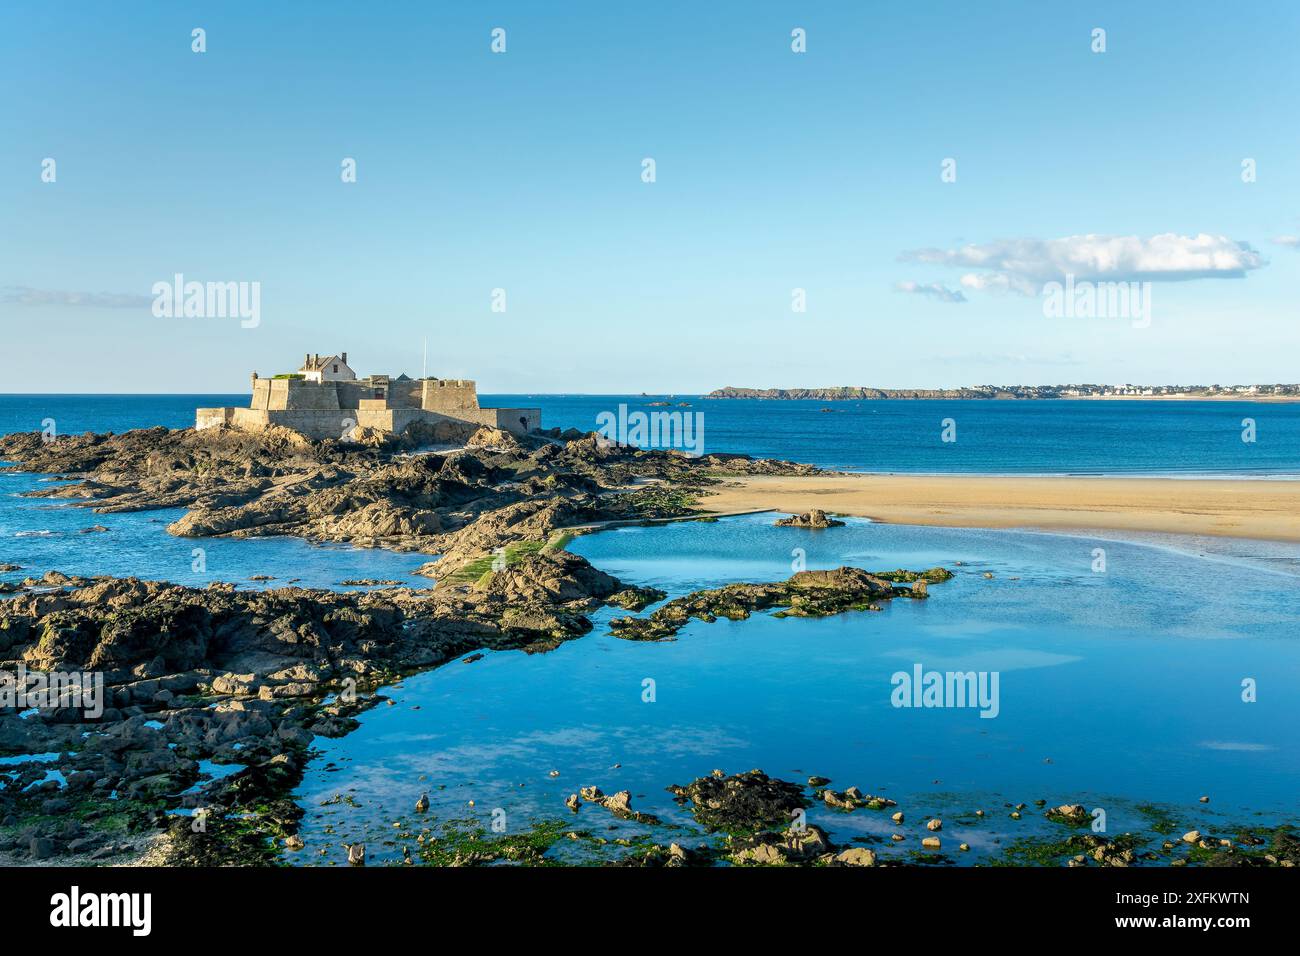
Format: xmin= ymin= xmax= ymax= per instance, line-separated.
xmin=698 ymin=473 xmax=1300 ymax=543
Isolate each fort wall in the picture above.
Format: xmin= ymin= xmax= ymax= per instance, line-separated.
xmin=200 ymin=370 xmax=539 ymax=439
xmin=421 ymin=379 xmax=479 ymax=412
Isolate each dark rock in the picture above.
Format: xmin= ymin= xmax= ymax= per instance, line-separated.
xmin=667 ymin=770 xmax=809 ymax=832
xmin=774 ymin=509 xmax=845 ymax=529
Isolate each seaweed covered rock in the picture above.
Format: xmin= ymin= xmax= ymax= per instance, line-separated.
xmin=609 ymin=565 xmax=948 ymax=641
xmin=666 ymin=769 xmax=809 ymax=832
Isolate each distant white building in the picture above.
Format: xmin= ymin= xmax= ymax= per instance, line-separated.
xmin=299 ymin=352 xmax=356 ymax=383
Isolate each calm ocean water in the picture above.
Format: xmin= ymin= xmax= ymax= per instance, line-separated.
xmin=2 ymin=393 xmax=1298 ymax=476
xmin=290 ymin=516 xmax=1300 ymax=865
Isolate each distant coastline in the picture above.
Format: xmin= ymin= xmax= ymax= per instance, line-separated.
xmin=707 ymin=385 xmax=1300 ymax=402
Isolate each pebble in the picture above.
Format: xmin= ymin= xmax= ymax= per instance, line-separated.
xmin=927 ymin=818 xmax=942 ymax=831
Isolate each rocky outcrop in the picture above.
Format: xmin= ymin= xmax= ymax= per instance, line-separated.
xmin=730 ymin=824 xmax=835 ymax=865
xmin=817 ymin=786 xmax=897 ymax=811
xmin=666 ymin=770 xmax=809 ymax=832
xmin=1046 ymin=804 xmax=1092 ymax=826
xmin=774 ymin=509 xmax=844 ymax=529
xmin=609 ymin=566 xmax=947 ymax=641
xmin=576 ymin=786 xmax=660 ymax=824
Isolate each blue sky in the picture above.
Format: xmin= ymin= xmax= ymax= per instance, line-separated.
xmin=1 ymin=1 xmax=1297 ymax=393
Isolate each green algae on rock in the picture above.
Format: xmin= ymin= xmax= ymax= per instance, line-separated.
xmin=608 ymin=566 xmax=952 ymax=641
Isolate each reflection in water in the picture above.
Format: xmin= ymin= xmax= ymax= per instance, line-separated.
xmin=291 ymin=515 xmax=1300 ymax=865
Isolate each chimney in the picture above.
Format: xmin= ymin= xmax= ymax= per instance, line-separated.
xmin=341 ymin=352 xmax=347 ymax=365
xmin=304 ymin=353 xmax=310 ymax=368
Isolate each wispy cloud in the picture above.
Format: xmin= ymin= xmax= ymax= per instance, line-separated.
xmin=1272 ymin=235 xmax=1300 ymax=249
xmin=0 ymin=285 xmax=153 ymax=308
xmin=893 ymin=280 xmax=966 ymax=303
xmin=900 ymin=233 xmax=1266 ymax=296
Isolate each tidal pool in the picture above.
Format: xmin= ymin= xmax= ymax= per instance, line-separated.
xmin=290 ymin=515 xmax=1300 ymax=865
xmin=0 ymin=472 xmax=429 ymax=591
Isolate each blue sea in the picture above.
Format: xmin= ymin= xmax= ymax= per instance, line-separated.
xmin=2 ymin=393 xmax=1299 ymax=476
xmin=2 ymin=393 xmax=1298 ymax=865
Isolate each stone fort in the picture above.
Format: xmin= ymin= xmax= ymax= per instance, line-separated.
xmin=196 ymin=352 xmax=541 ymax=440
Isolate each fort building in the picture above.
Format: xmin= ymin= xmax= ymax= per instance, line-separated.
xmin=196 ymin=352 xmax=540 ymax=440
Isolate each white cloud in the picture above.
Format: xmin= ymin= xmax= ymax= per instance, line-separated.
xmin=894 ymin=280 xmax=966 ymax=303
xmin=958 ymin=272 xmax=1037 ymax=296
xmin=0 ymin=285 xmax=153 ymax=308
xmin=1273 ymin=235 xmax=1300 ymax=249
xmin=900 ymin=233 xmax=1265 ymax=296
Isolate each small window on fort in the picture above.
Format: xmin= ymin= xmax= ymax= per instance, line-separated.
xmin=333 ymin=364 xmax=338 ymax=373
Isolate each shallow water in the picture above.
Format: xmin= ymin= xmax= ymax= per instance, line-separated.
xmin=0 ymin=471 xmax=429 ymax=592
xmin=289 ymin=515 xmax=1300 ymax=865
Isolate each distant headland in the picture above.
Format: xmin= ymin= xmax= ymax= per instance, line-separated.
xmin=707 ymin=384 xmax=1300 ymax=402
